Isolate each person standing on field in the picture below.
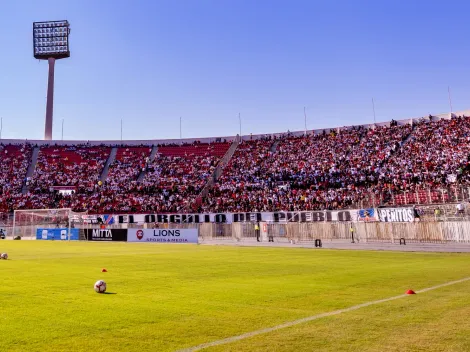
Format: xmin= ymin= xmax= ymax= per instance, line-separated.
xmin=349 ymin=225 xmax=355 ymax=243
xmin=255 ymin=223 xmax=260 ymax=242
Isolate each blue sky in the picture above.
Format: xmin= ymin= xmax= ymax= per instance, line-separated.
xmin=1 ymin=0 xmax=469 ymax=141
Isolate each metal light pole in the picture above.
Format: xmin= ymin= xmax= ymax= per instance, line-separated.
xmin=372 ymin=98 xmax=376 ymax=124
xmin=33 ymin=20 xmax=71 ymax=141
xmin=0 ymin=117 xmax=2 ymax=140
xmin=304 ymin=107 xmax=307 ymax=135
xmin=61 ymin=118 xmax=64 ymax=140
xmin=180 ymin=116 xmax=182 ymax=139
xmin=120 ymin=119 xmax=123 ymax=141
xmin=448 ymin=86 xmax=453 ymax=113
xmin=238 ymin=113 xmax=241 ymax=140
xmin=44 ymin=57 xmax=56 ymax=140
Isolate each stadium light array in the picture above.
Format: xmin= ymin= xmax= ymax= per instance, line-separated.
xmin=33 ymin=20 xmax=71 ymax=140
xmin=33 ymin=20 xmax=70 ymax=59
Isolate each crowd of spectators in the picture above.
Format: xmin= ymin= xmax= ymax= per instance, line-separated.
xmin=0 ymin=144 xmax=32 ymax=193
xmin=134 ymin=143 xmax=227 ymax=212
xmin=203 ymin=128 xmax=369 ymax=212
xmin=1 ymin=116 xmax=470 ymax=214
xmin=371 ymin=116 xmax=470 ymax=195
xmin=2 ymin=142 xmax=228 ymax=213
xmin=0 ymin=144 xmax=32 ymax=212
xmin=28 ymin=145 xmax=110 ymax=193
xmin=203 ymin=118 xmax=467 ymax=212
xmin=106 ymin=147 xmax=151 ymax=191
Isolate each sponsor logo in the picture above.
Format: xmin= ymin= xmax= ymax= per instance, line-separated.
xmin=92 ymin=229 xmax=113 ymax=240
xmin=378 ymin=208 xmax=414 ymax=222
xmin=146 ymin=238 xmax=188 ymax=243
xmin=128 ymin=229 xmax=197 ymax=243
xmin=153 ymin=230 xmax=181 ymax=237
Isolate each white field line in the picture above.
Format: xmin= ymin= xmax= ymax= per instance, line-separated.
xmin=176 ymin=276 xmax=470 ymax=352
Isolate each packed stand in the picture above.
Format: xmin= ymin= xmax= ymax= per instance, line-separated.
xmin=28 ymin=145 xmax=110 ymax=192
xmin=132 ymin=142 xmax=230 ymax=213
xmin=11 ymin=142 xmax=231 ymax=213
xmin=204 ymin=123 xmax=417 ymax=212
xmin=371 ymin=116 xmax=470 ymax=203
xmin=17 ymin=146 xmax=110 ymax=211
xmin=0 ymin=144 xmax=32 ymax=212
xmin=204 ymin=129 xmax=372 ymax=212
xmin=4 ymin=116 xmax=470 ymax=214
xmin=105 ymin=147 xmax=152 ymax=190
xmin=345 ymin=124 xmax=412 ymax=185
xmin=72 ymin=142 xmax=230 ymax=213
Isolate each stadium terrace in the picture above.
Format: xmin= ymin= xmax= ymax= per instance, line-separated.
xmin=1 ymin=110 xmax=470 ymax=216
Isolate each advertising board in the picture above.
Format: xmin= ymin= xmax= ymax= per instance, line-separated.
xmin=127 ymin=228 xmax=198 ymax=244
xmin=36 ymin=228 xmax=79 ymax=240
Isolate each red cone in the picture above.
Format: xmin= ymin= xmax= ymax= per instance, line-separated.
xmin=102 ymin=268 xmax=108 ymax=273
xmin=406 ymin=289 xmax=416 ymax=295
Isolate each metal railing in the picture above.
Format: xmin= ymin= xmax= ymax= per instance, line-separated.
xmin=350 ymin=186 xmax=470 ymax=209
xmin=4 ymin=218 xmax=470 ymax=244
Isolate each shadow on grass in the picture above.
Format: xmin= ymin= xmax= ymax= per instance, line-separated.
xmin=103 ymin=292 xmax=117 ymax=295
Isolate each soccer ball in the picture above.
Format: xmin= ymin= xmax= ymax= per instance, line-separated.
xmin=1 ymin=253 xmax=7 ymax=260
xmin=94 ymin=280 xmax=107 ymax=293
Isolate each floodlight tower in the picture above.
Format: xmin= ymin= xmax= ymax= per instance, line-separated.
xmin=33 ymin=20 xmax=70 ymax=140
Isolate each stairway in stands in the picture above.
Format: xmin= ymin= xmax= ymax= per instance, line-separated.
xmin=376 ymin=123 xmax=416 ymax=207
xmin=137 ymin=145 xmax=158 ymax=182
xmin=100 ymin=147 xmax=117 ymax=182
xmin=190 ymin=138 xmax=241 ymax=209
xmin=400 ymin=122 xmax=417 ymax=145
xmin=22 ymin=146 xmax=40 ymax=194
xmin=270 ymin=139 xmax=280 ymax=153
xmin=351 ymin=123 xmax=415 ymax=209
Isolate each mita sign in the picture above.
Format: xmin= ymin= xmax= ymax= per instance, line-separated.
xmin=92 ymin=229 xmax=112 ymax=240
xmin=84 ymin=229 xmax=128 ymax=241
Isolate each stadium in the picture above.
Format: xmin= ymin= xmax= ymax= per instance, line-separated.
xmin=3 ymin=110 xmax=470 ymax=244
xmin=1 ymin=3 xmax=470 ymax=352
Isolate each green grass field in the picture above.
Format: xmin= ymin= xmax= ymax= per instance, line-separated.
xmin=0 ymin=241 xmax=469 ymax=352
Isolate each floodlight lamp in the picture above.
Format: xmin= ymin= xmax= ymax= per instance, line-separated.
xmin=33 ymin=20 xmax=70 ymax=59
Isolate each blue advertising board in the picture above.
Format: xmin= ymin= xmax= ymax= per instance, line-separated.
xmin=36 ymin=228 xmax=79 ymax=241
